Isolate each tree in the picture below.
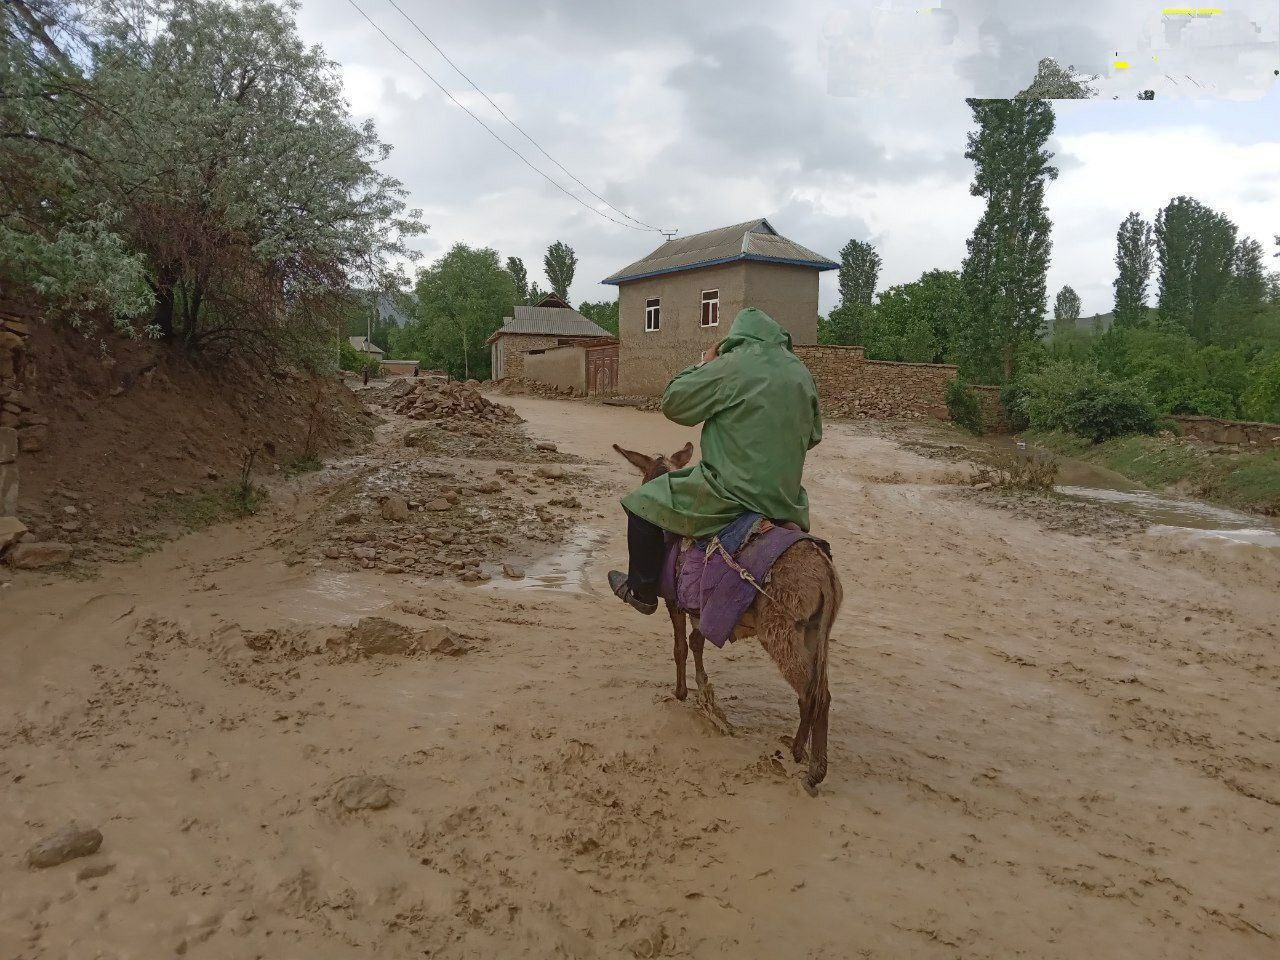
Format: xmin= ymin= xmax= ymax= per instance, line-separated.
xmin=1053 ymin=285 xmax=1082 ymax=336
xmin=1016 ymin=58 xmax=1096 ymax=99
xmin=1113 ymin=212 xmax=1154 ymax=328
xmin=862 ymin=270 xmax=966 ymax=363
xmin=396 ymin=244 xmax=514 ymax=380
xmin=506 ymin=256 xmax=528 ymax=305
xmin=820 ymin=239 xmax=881 ymax=344
xmin=1155 ymin=196 xmax=1236 ymax=342
xmin=543 ymin=241 xmax=577 ymax=301
xmin=527 ymin=281 xmax=546 ymax=304
xmin=3 ymin=0 xmax=423 ymax=361
xmin=958 ymin=98 xmax=1058 ymax=382
xmin=578 ymin=300 xmax=619 ymax=336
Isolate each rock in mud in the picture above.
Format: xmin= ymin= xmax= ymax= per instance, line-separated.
xmin=331 ymin=775 xmax=395 ymax=812
xmin=471 ymin=479 xmax=502 ymax=494
xmin=424 ymin=626 xmax=472 ymax=656
xmin=380 ymin=495 xmax=410 ymax=521
xmin=345 ymin=617 xmax=417 ymax=656
xmin=533 ymin=465 xmax=565 ymax=480
xmin=26 ymin=824 xmax=103 ymax=868
xmin=5 ymin=540 xmax=73 ymax=569
xmin=534 ymin=441 xmax=558 ymax=452
xmin=423 ymin=498 xmax=451 ymax=512
xmin=501 ymin=563 xmax=525 ymax=579
xmin=0 ymin=515 xmax=27 ymax=553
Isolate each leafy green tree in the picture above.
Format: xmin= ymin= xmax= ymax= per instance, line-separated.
xmin=577 ymin=299 xmax=619 ymax=336
xmin=1 ymin=0 xmax=151 ymax=326
xmin=543 ymin=241 xmax=577 ymax=301
xmin=1155 ymin=196 xmax=1236 ymax=342
xmin=863 ymin=270 xmax=965 ymax=363
xmin=1053 ymin=285 xmax=1081 ymax=336
xmin=1016 ymin=58 xmax=1096 ymax=99
xmin=527 ymin=281 xmax=547 ymax=304
xmin=3 ymin=0 xmax=423 ymax=360
xmin=819 ymin=239 xmax=881 ymax=345
xmin=959 ymin=98 xmax=1058 ymax=382
xmin=506 ymin=256 xmax=529 ymax=304
xmin=1113 ymin=212 xmax=1154 ymax=328
xmin=396 ymin=244 xmax=514 ymax=380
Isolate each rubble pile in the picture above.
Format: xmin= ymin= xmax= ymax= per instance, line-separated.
xmin=494 ymin=378 xmax=580 ymax=400
xmin=384 ymin=379 xmax=521 ymax=424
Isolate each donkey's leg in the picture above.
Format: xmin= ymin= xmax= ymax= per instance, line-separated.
xmin=802 ymin=612 xmax=832 ymax=793
xmin=667 ymin=601 xmax=688 ymax=701
xmin=690 ymin=628 xmax=709 ymax=692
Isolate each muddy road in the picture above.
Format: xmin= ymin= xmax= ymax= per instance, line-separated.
xmin=2 ymin=393 xmax=1278 ymax=959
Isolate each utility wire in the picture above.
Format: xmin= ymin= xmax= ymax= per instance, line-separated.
xmin=381 ymin=0 xmax=663 ymax=233
xmin=343 ymin=0 xmax=666 ymax=234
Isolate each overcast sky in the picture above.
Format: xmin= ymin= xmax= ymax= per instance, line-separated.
xmin=297 ymin=0 xmax=1280 ymax=317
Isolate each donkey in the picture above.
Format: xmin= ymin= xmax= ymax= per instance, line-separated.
xmin=613 ymin=442 xmax=844 ymax=793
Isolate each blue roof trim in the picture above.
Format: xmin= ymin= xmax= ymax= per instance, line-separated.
xmin=602 ymin=253 xmax=838 ymax=286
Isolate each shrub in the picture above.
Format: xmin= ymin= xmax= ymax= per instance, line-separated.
xmin=1000 ymin=380 xmax=1031 ymax=432
xmin=946 ymin=378 xmax=985 ymax=435
xmin=1023 ymin=361 xmax=1159 ymax=442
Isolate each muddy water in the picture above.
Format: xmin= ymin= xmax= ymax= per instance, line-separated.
xmin=481 ymin=524 xmax=607 ymax=593
xmin=1001 ymin=437 xmax=1280 ymax=547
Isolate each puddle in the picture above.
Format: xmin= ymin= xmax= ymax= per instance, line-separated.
xmin=481 ymin=525 xmax=607 ymax=594
xmin=1147 ymin=525 xmax=1280 ymax=548
xmin=276 ymin=570 xmax=392 ymax=624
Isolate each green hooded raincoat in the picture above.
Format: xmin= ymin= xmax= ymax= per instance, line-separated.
xmin=621 ymin=307 xmax=822 ymax=539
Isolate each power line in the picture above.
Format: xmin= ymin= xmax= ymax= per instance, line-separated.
xmin=342 ymin=0 xmax=667 ymax=234
xmin=382 ymin=0 xmax=663 ymax=233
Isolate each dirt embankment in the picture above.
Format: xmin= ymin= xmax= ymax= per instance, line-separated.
xmin=12 ymin=323 xmax=371 ymax=562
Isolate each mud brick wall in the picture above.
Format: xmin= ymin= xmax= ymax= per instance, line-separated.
xmin=1 ymin=301 xmax=37 ymax=529
xmin=792 ymin=344 xmax=1006 ymax=431
xmin=1173 ymin=414 xmax=1280 ymax=449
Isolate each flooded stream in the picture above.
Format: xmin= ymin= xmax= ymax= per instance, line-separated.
xmin=1004 ymin=438 xmax=1280 ymax=548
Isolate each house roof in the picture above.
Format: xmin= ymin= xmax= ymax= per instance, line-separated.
xmin=485 ymin=298 xmax=611 ymax=345
xmin=348 ymin=335 xmax=385 ymax=356
xmin=602 ymin=218 xmax=839 ymax=285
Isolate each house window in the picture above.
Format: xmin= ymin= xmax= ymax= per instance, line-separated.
xmin=645 ymin=298 xmax=661 ymax=332
xmin=700 ymin=289 xmax=719 ymax=327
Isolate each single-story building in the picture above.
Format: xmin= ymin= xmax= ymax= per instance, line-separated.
xmin=486 ymin=293 xmax=612 ymax=380
xmin=521 ymin=337 xmax=619 ymax=395
xmin=602 ymin=218 xmax=838 ymax=395
xmin=378 ymin=358 xmax=420 ymax=378
xmin=348 ymin=335 xmax=385 ymax=359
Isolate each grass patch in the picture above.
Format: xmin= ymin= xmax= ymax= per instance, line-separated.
xmin=285 ymin=454 xmax=323 ymax=477
xmin=167 ymin=483 xmax=268 ymax=531
xmin=1027 ymin=430 xmax=1280 ymax=516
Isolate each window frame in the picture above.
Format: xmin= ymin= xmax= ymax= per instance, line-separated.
xmin=700 ymin=289 xmax=720 ymax=327
xmin=644 ymin=297 xmax=661 ymax=332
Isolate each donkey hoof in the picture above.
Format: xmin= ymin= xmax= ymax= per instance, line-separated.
xmin=675 ymin=685 xmax=688 ymax=701
xmin=802 ymin=777 xmax=821 ymax=797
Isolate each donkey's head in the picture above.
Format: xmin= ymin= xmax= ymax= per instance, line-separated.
xmin=613 ymin=441 xmax=694 ymax=483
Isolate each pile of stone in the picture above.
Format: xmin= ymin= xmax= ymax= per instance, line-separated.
xmin=495 ymin=378 xmax=580 ymax=400
xmin=386 ymin=379 xmax=521 ymax=424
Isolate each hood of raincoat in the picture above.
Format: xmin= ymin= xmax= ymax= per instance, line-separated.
xmin=717 ymin=307 xmax=793 ymax=356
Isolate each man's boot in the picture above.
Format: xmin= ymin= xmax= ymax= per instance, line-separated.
xmin=608 ymin=570 xmax=657 ymax=615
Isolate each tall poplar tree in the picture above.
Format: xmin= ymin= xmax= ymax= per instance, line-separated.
xmin=506 ymin=256 xmax=528 ymax=305
xmin=1052 ymin=285 xmax=1081 ymax=336
xmin=543 ymin=241 xmax=577 ymax=301
xmin=1113 ymin=212 xmax=1153 ymax=327
xmin=1155 ymin=196 xmax=1236 ymax=341
xmin=820 ymin=239 xmax=881 ymax=345
xmin=958 ymin=98 xmax=1058 ymax=382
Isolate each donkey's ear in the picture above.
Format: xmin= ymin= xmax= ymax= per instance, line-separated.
xmin=668 ymin=441 xmax=694 ymax=468
xmin=613 ymin=444 xmax=654 ymax=474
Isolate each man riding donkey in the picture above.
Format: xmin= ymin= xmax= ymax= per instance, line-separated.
xmin=609 ymin=307 xmax=842 ymax=793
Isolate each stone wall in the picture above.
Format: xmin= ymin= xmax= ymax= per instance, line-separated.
xmin=0 ymin=300 xmax=37 ymax=551
xmin=793 ymin=344 xmax=1006 ymax=431
xmin=1173 ymin=414 xmax=1280 ymax=449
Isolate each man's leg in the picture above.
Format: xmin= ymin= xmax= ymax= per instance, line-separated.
xmin=608 ymin=509 xmax=664 ymax=615
xmin=627 ymin=509 xmax=665 ymax=603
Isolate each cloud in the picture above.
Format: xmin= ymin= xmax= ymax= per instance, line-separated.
xmin=294 ymin=0 xmax=1278 ymax=316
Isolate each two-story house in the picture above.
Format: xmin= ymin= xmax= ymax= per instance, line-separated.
xmin=602 ymin=218 xmax=838 ymax=395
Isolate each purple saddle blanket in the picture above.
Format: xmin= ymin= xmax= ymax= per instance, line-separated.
xmin=658 ymin=516 xmax=830 ymax=649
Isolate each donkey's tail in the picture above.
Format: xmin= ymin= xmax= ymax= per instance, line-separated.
xmin=802 ymin=561 xmax=842 ymax=731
